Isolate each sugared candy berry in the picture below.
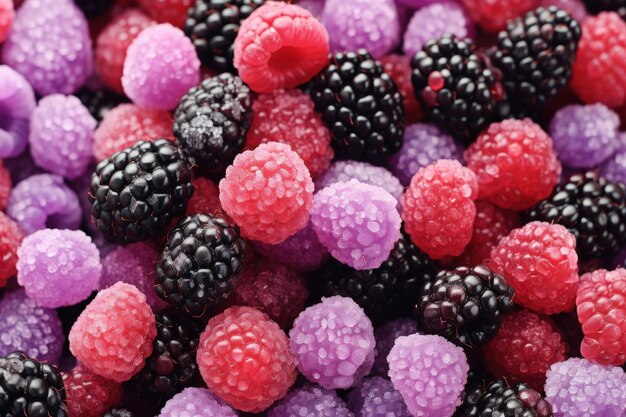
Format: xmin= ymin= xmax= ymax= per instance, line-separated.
xmin=159 ymin=387 xmax=238 ymax=417
xmin=346 ymin=376 xmax=411 ymax=417
xmin=137 ymin=0 xmax=193 ymax=28
xmin=379 ymin=54 xmax=421 ymax=124
xmin=63 ymin=365 xmax=123 ymax=417
xmin=0 ymin=212 xmax=22 ymax=288
xmin=459 ymin=0 xmax=539 ymax=32
xmin=0 ymin=65 xmax=36 ymax=159
xmin=185 ymin=177 xmax=223 ymax=216
xmin=372 ymin=318 xmax=418 ymax=377
xmin=69 ymin=282 xmax=157 ymax=382
xmin=267 ymin=384 xmax=353 ymax=417
xmin=0 ymin=0 xmax=13 ymax=43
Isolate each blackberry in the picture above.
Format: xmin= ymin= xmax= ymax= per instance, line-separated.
xmin=584 ymin=0 xmax=626 ymax=19
xmin=104 ymin=410 xmax=134 ymax=417
xmin=89 ymin=139 xmax=194 ymax=244
xmin=489 ymin=6 xmax=581 ymax=118
xmin=0 ymin=351 xmax=68 ymax=417
xmin=132 ymin=309 xmax=203 ymax=400
xmin=414 ymin=265 xmax=515 ymax=348
xmin=309 ymin=49 xmax=404 ymax=164
xmin=184 ymin=0 xmax=265 ymax=72
xmin=155 ymin=213 xmax=246 ymax=318
xmin=73 ymin=0 xmax=114 ymax=19
xmin=411 ymin=34 xmax=503 ymax=144
xmin=527 ymin=171 xmax=626 ymax=260
xmin=75 ymin=87 xmax=128 ymax=122
xmin=173 ymin=73 xmax=253 ymax=177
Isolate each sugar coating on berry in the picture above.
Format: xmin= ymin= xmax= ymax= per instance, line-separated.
xmin=402 ymin=159 xmax=478 ymax=260
xmin=234 ymin=1 xmax=330 ymax=93
xmin=465 ymin=119 xmax=562 ymax=210
xmin=289 ymin=296 xmax=375 ymax=389
xmin=246 ymin=89 xmax=333 ymax=178
xmin=0 ymin=65 xmax=36 ymax=159
xmin=159 ymin=387 xmax=238 ymax=417
xmin=1 ymin=0 xmax=92 ymax=95
xmin=197 ymin=306 xmax=297 ymax=412
xmin=387 ymin=334 xmax=468 ymax=417
xmin=311 ymin=179 xmax=401 ymax=270
xmin=572 ymin=12 xmax=626 ymax=107
xmin=267 ymin=384 xmax=353 ymax=417
xmin=93 ymin=103 xmax=174 ymax=161
xmin=490 ymin=221 xmax=579 ymax=314
xmin=219 ymin=142 xmax=314 ymax=244
xmin=138 ymin=0 xmax=193 ymax=28
xmin=95 ymin=8 xmax=156 ymax=93
xmin=29 ymin=94 xmax=96 ymax=179
xmin=459 ymin=0 xmax=539 ymax=32
xmin=346 ymin=376 xmax=411 ymax=417
xmin=0 ymin=212 xmax=22 ymax=287
xmin=545 ymin=358 xmax=626 ymax=417
xmin=576 ymin=268 xmax=626 ymax=366
xmin=389 ymin=123 xmax=464 ymax=186
xmin=186 ymin=177 xmax=224 ymax=217
xmin=0 ymin=0 xmax=13 ymax=43
xmin=482 ymin=310 xmax=568 ymax=391
xmin=379 ymin=55 xmax=421 ymax=124
xmin=69 ymin=282 xmax=157 ymax=382
xmin=372 ymin=318 xmax=419 ymax=377
xmin=63 ymin=365 xmax=123 ymax=417
xmin=0 ymin=289 xmax=63 ymax=364
xmin=122 ymin=23 xmax=200 ymax=110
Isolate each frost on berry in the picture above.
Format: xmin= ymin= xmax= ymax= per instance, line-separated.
xmin=346 ymin=376 xmax=411 ymax=417
xmin=159 ymin=387 xmax=238 ymax=417
xmin=268 ymin=384 xmax=353 ymax=417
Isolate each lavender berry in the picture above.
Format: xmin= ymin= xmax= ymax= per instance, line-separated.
xmin=290 ymin=296 xmax=376 ymax=389
xmin=373 ymin=318 xmax=418 ymax=376
xmin=601 ymin=136 xmax=626 ymax=184
xmin=346 ymin=376 xmax=411 ymax=417
xmin=267 ymin=384 xmax=353 ymax=417
xmin=159 ymin=387 xmax=238 ymax=417
xmin=0 ymin=66 xmax=36 ymax=158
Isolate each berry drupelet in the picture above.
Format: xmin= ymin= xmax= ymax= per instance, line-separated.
xmin=309 ymin=49 xmax=404 ymax=164
xmin=89 ymin=139 xmax=194 ymax=244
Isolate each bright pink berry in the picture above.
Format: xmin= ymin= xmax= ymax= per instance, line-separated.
xmin=402 ymin=159 xmax=478 ymax=260
xmin=0 ymin=0 xmax=14 ymax=43
xmin=137 ymin=0 xmax=193 ymax=27
xmin=0 ymin=160 xmax=11 ymax=210
xmin=459 ymin=0 xmax=539 ymax=33
xmin=234 ymin=1 xmax=330 ymax=93
xmin=465 ymin=119 xmax=561 ymax=211
xmin=490 ymin=221 xmax=579 ymax=315
xmin=380 ymin=54 xmax=421 ymax=124
xmin=186 ymin=177 xmax=224 ymax=217
xmin=63 ymin=365 xmax=123 ymax=417
xmin=0 ymin=212 xmax=22 ymax=288
xmin=576 ymin=268 xmax=626 ymax=366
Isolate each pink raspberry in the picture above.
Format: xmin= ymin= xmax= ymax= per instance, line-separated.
xmin=186 ymin=177 xmax=224 ymax=217
xmin=234 ymin=1 xmax=330 ymax=93
xmin=219 ymin=142 xmax=314 ymax=244
xmin=137 ymin=0 xmax=193 ymax=27
xmin=401 ymin=159 xmax=479 ymax=260
xmin=246 ymin=89 xmax=333 ymax=178
xmin=0 ymin=0 xmax=14 ymax=43
xmin=0 ymin=212 xmax=22 ymax=288
xmin=63 ymin=365 xmax=123 ymax=417
xmin=459 ymin=0 xmax=539 ymax=33
xmin=465 ymin=119 xmax=562 ymax=211
xmin=197 ymin=306 xmax=297 ymax=412
xmin=490 ymin=221 xmax=579 ymax=315
xmin=69 ymin=282 xmax=157 ymax=382
xmin=380 ymin=54 xmax=421 ymax=124
xmin=576 ymin=268 xmax=626 ymax=366
xmin=93 ymin=103 xmax=173 ymax=161
xmin=95 ymin=8 xmax=155 ymax=93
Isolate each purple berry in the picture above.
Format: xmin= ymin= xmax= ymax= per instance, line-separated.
xmin=346 ymin=376 xmax=410 ymax=417
xmin=373 ymin=318 xmax=418 ymax=376
xmin=268 ymin=384 xmax=353 ymax=417
xmin=159 ymin=387 xmax=238 ymax=417
xmin=0 ymin=66 xmax=36 ymax=158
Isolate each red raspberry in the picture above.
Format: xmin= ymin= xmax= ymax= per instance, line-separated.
xmin=0 ymin=212 xmax=22 ymax=288
xmin=0 ymin=160 xmax=11 ymax=210
xmin=186 ymin=177 xmax=224 ymax=216
xmin=234 ymin=1 xmax=329 ymax=93
xmin=246 ymin=89 xmax=333 ymax=178
xmin=402 ymin=159 xmax=479 ymax=260
xmin=571 ymin=12 xmax=626 ymax=108
xmin=93 ymin=104 xmax=173 ymax=161
xmin=0 ymin=0 xmax=14 ymax=43
xmin=380 ymin=54 xmax=421 ymax=124
xmin=137 ymin=0 xmax=192 ymax=27
xmin=95 ymin=8 xmax=156 ymax=93
xmin=482 ymin=310 xmax=568 ymax=391
xmin=459 ymin=0 xmax=539 ymax=33
xmin=490 ymin=221 xmax=579 ymax=315
xmin=197 ymin=306 xmax=297 ymax=412
xmin=456 ymin=200 xmax=520 ymax=267
xmin=63 ymin=365 xmax=123 ymax=417
xmin=576 ymin=268 xmax=626 ymax=366
xmin=465 ymin=119 xmax=561 ymax=211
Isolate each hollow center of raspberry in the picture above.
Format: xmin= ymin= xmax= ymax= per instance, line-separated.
xmin=268 ymin=46 xmax=304 ymax=72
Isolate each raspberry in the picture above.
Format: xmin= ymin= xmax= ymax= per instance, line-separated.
xmin=63 ymin=365 xmax=123 ymax=417
xmin=465 ymin=119 xmax=562 ymax=211
xmin=0 ymin=0 xmax=13 ymax=43
xmin=380 ymin=54 xmax=421 ymax=124
xmin=197 ymin=306 xmax=297 ymax=412
xmin=0 ymin=212 xmax=21 ymax=288
xmin=268 ymin=384 xmax=353 ymax=417
xmin=490 ymin=221 xmax=579 ymax=314
xmin=571 ymin=12 xmax=626 ymax=107
xmin=219 ymin=142 xmax=314 ymax=244
xmin=95 ymin=8 xmax=156 ymax=93
xmin=459 ymin=0 xmax=539 ymax=32
xmin=0 ymin=66 xmax=36 ymax=159
xmin=346 ymin=376 xmax=411 ymax=417
xmin=186 ymin=177 xmax=224 ymax=217
xmin=137 ymin=0 xmax=193 ymax=27
xmin=402 ymin=159 xmax=479 ymax=260
xmin=93 ymin=104 xmax=174 ymax=161
xmin=233 ymin=1 xmax=329 ymax=93
xmin=246 ymin=89 xmax=333 ymax=178
xmin=159 ymin=388 xmax=238 ymax=417
xmin=69 ymin=282 xmax=157 ymax=382
xmin=576 ymin=268 xmax=626 ymax=365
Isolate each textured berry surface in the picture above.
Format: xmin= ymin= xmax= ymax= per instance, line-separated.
xmin=69 ymin=282 xmax=157 ymax=382
xmin=138 ymin=0 xmax=193 ymax=27
xmin=576 ymin=268 xmax=626 ymax=365
xmin=379 ymin=54 xmax=421 ymax=124
xmin=234 ymin=1 xmax=329 ymax=93
xmin=186 ymin=177 xmax=223 ymax=216
xmin=0 ymin=65 xmax=36 ymax=159
xmin=373 ymin=318 xmax=418 ymax=376
xmin=197 ymin=306 xmax=297 ymax=412
xmin=388 ymin=334 xmax=468 ymax=417
xmin=0 ymin=0 xmax=13 ymax=43
xmin=347 ymin=376 xmax=410 ymax=417
xmin=63 ymin=365 xmax=122 ymax=417
xmin=459 ymin=0 xmax=539 ymax=32
xmin=0 ymin=212 xmax=22 ymax=287
xmin=267 ymin=384 xmax=353 ymax=417
xmin=219 ymin=142 xmax=314 ymax=244
xmin=490 ymin=221 xmax=579 ymax=314
xmin=465 ymin=119 xmax=561 ymax=211
xmin=402 ymin=159 xmax=478 ymax=260
xmin=159 ymin=387 xmax=238 ymax=417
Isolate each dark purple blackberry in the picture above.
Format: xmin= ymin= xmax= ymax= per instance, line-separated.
xmin=411 ymin=34 xmax=504 ymax=144
xmin=104 ymin=409 xmax=134 ymax=417
xmin=75 ymin=87 xmax=128 ymax=122
xmin=173 ymin=73 xmax=253 ymax=177
xmin=309 ymin=49 xmax=404 ymax=164
xmin=414 ymin=265 xmax=515 ymax=348
xmin=527 ymin=171 xmax=626 ymax=260
xmin=155 ymin=213 xmax=246 ymax=318
xmin=184 ymin=0 xmax=265 ymax=72
xmin=584 ymin=0 xmax=626 ymax=19
xmin=89 ymin=139 xmax=194 ymax=244
xmin=74 ymin=0 xmax=114 ymax=19
xmin=0 ymin=351 xmax=68 ymax=417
